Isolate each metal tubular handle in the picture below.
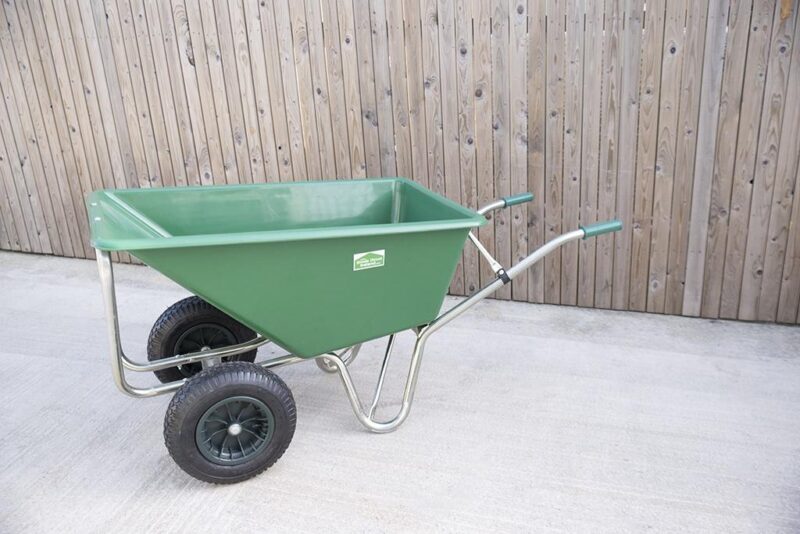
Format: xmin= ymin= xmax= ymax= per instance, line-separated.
xmin=471 ymin=192 xmax=535 ymax=276
xmin=477 ymin=192 xmax=534 ymax=215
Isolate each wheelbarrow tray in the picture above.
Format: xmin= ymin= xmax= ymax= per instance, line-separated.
xmin=88 ymin=178 xmax=484 ymax=357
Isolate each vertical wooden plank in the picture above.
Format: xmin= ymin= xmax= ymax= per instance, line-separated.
xmin=308 ymin=0 xmax=343 ymax=177
xmin=455 ymin=0 xmax=479 ymax=294
xmin=87 ymin=0 xmax=142 ymax=262
xmin=78 ymin=0 xmax=133 ymax=257
xmin=560 ymin=0 xmax=583 ymax=305
xmin=273 ymin=0 xmax=308 ymax=180
xmin=319 ymin=0 xmax=354 ymax=178
xmin=776 ymin=6 xmax=800 ymax=324
xmin=421 ymin=0 xmax=445 ymax=195
xmin=108 ymin=0 xmax=165 ymax=187
xmin=168 ymin=0 xmax=215 ymax=185
xmin=353 ymin=0 xmax=381 ymax=177
xmin=61 ymin=0 xmax=134 ymax=266
xmin=756 ymin=10 xmax=800 ymax=321
xmin=52 ymin=0 xmax=120 ymax=257
xmin=611 ymin=0 xmax=643 ymax=309
xmin=239 ymin=0 xmax=280 ymax=183
xmin=527 ymin=0 xmax=546 ymax=303
xmin=738 ymin=2 xmax=798 ymax=320
xmin=0 ymin=117 xmax=33 ymax=252
xmin=78 ymin=0 xmax=137 ymax=191
xmin=288 ymin=0 xmax=322 ymax=180
xmin=682 ymin=0 xmax=732 ymax=316
xmin=5 ymin=1 xmax=78 ymax=256
xmin=221 ymin=0 xmax=266 ymax=183
xmin=0 ymin=63 xmax=27 ymax=255
xmin=492 ymin=0 xmax=512 ymax=300
xmin=440 ymin=0 xmax=465 ymax=295
xmin=508 ymin=0 xmax=527 ymax=300
xmin=369 ymin=0 xmax=397 ymax=176
xmin=143 ymin=0 xmax=197 ymax=186
xmin=225 ymin=0 xmax=266 ymax=182
xmin=699 ymin=0 xmax=755 ymax=317
xmin=647 ymin=0 xmax=688 ymax=313
xmin=77 ymin=0 xmax=132 ymax=262
xmin=577 ymin=0 xmax=603 ymax=307
xmin=0 ymin=167 xmax=12 ymax=249
xmin=89 ymin=0 xmax=143 ymax=261
xmin=127 ymin=0 xmax=181 ymax=186
xmin=664 ymin=0 xmax=709 ymax=314
xmin=199 ymin=0 xmax=245 ymax=184
xmin=258 ymin=0 xmax=296 ymax=182
xmin=0 ymin=139 xmax=10 ymax=247
xmin=474 ymin=0 xmax=495 ymax=288
xmin=25 ymin=0 xmax=101 ymax=256
xmin=777 ymin=162 xmax=800 ymax=323
xmin=220 ymin=0 xmax=261 ymax=183
xmin=0 ymin=192 xmax=10 ymax=249
xmin=0 ymin=4 xmax=56 ymax=254
xmin=226 ymin=0 xmax=262 ymax=182
xmin=0 ymin=136 xmax=24 ymax=251
xmin=629 ymin=0 xmax=666 ymax=311
xmin=384 ymin=0 xmax=412 ymax=178
xmin=10 ymin=0 xmax=77 ymax=256
xmin=337 ymin=0 xmax=367 ymax=177
xmin=62 ymin=0 xmax=126 ymax=262
xmin=0 ymin=72 xmax=45 ymax=253
xmin=2 ymin=0 xmax=64 ymax=257
xmin=544 ymin=0 xmax=566 ymax=304
xmin=118 ymin=0 xmax=173 ymax=185
xmin=719 ymin=0 xmax=775 ymax=318
xmin=403 ymin=0 xmax=430 ymax=187
xmin=595 ymin=0 xmax=622 ymax=308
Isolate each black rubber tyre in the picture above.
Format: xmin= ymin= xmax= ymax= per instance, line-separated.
xmin=164 ymin=362 xmax=296 ymax=484
xmin=147 ymin=296 xmax=258 ymax=383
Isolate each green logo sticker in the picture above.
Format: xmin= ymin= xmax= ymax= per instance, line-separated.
xmin=353 ymin=249 xmax=385 ymax=271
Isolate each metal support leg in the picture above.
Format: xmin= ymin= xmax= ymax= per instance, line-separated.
xmin=325 ymin=229 xmax=588 ymax=434
xmin=321 ymin=330 xmax=427 ymax=434
xmin=323 ymin=277 xmax=505 ymax=433
xmin=96 ymin=250 xmax=298 ymax=398
xmin=368 ymin=334 xmax=396 ymax=418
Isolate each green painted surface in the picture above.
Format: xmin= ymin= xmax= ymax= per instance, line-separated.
xmin=580 ymin=220 xmax=623 ymax=239
xmin=502 ymin=192 xmax=534 ymax=206
xmin=88 ymin=178 xmax=485 ymax=357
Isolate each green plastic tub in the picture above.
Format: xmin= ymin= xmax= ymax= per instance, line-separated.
xmin=88 ymin=178 xmax=485 ymax=357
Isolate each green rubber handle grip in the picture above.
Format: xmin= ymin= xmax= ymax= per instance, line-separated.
xmin=502 ymin=192 xmax=534 ymax=207
xmin=580 ymin=219 xmax=623 ymax=238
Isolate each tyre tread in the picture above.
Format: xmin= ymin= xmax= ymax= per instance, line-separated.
xmin=147 ymin=296 xmax=257 ymax=383
xmin=164 ymin=362 xmax=296 ymax=484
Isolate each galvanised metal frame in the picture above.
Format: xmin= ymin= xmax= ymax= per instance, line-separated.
xmin=97 ymin=199 xmax=588 ymax=433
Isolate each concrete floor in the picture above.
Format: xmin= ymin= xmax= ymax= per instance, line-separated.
xmin=0 ymin=250 xmax=799 ymax=533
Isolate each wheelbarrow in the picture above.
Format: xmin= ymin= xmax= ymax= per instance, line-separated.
xmin=88 ymin=177 xmax=621 ymax=484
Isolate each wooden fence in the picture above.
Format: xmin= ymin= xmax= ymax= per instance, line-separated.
xmin=0 ymin=0 xmax=798 ymax=323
